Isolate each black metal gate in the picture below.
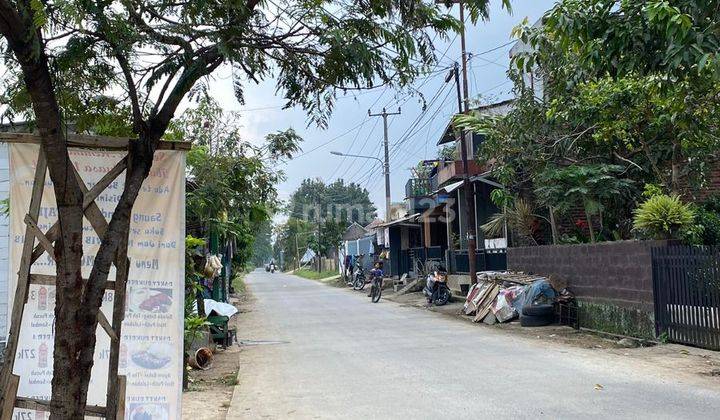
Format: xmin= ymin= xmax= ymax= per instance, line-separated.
xmin=652 ymin=245 xmax=720 ymax=350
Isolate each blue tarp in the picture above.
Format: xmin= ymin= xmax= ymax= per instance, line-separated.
xmin=520 ymin=279 xmax=557 ymax=313
xmin=358 ymin=236 xmax=374 ymax=255
xmin=345 ymin=235 xmax=375 ymax=257
xmin=346 ymin=241 xmax=358 ymax=256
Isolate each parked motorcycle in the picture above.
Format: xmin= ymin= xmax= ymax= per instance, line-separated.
xmin=349 ymin=255 xmax=365 ymax=290
xmin=352 ymin=266 xmax=366 ymax=290
xmin=351 ymin=260 xmax=366 ymax=291
xmin=423 ymin=268 xmax=451 ymax=306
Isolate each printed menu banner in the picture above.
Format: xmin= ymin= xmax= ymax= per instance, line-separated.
xmin=7 ymin=143 xmax=185 ymax=419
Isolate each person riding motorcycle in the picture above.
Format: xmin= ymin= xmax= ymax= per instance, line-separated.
xmin=367 ymin=261 xmax=384 ymax=297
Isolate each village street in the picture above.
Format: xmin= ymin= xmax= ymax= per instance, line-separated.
xmin=227 ymin=270 xmax=720 ymax=419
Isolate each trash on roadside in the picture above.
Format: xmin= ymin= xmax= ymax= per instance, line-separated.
xmin=521 ymin=279 xmax=557 ymax=312
xmin=188 ymin=347 xmax=214 ymax=370
xmin=462 ymin=271 xmax=575 ymax=329
xmin=463 ymin=281 xmax=492 ymax=315
xmin=472 ymin=283 xmax=502 ymax=323
xmin=491 ymin=287 xmax=524 ymax=323
xmin=520 ymin=303 xmax=555 ymax=327
xmin=203 ymin=299 xmax=239 ymax=317
xmin=193 ymin=299 xmax=239 ymax=348
xmin=482 ymin=312 xmax=497 ymax=325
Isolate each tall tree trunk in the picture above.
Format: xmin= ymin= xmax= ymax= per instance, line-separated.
xmin=671 ymin=140 xmax=682 ymax=194
xmin=1 ymin=26 xmax=159 ymax=414
xmin=548 ymin=206 xmax=558 ymax=245
xmin=584 ymin=207 xmax=596 ymax=243
xmin=0 ymin=10 xmax=90 ymax=418
xmin=1 ymin=4 xmax=224 ymax=415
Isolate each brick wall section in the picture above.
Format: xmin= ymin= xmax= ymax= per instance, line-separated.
xmin=682 ymin=158 xmax=720 ymax=201
xmin=508 ymin=240 xmax=668 ymax=313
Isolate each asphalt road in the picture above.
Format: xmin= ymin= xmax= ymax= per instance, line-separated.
xmin=227 ymin=269 xmax=720 ymax=419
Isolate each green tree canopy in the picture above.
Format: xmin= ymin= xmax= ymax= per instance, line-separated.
xmin=511 ymin=0 xmax=720 ymax=191
xmin=288 ymin=178 xmax=377 ymax=225
xmin=0 ymin=0 xmax=505 ymax=414
xmin=456 ymin=0 xmax=720 ymax=243
xmin=1 ymin=0 xmax=509 ymax=129
xmin=278 ymin=178 xmax=377 ymax=267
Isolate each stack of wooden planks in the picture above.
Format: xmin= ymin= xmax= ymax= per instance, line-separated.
xmin=472 ymin=283 xmax=502 ymax=322
xmin=477 ymin=271 xmax=543 ymax=286
xmin=464 ymin=272 xmax=548 ymax=322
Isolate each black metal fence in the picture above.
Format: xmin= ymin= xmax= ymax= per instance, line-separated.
xmin=450 ymin=248 xmax=507 ymax=273
xmin=652 ymin=245 xmax=720 ymax=350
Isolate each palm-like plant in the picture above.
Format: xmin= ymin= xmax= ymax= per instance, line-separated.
xmin=534 ymin=164 xmax=635 ymax=242
xmin=481 ymin=198 xmax=546 ymax=246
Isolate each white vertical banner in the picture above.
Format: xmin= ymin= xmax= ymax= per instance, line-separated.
xmin=7 ymin=143 xmax=185 ymax=419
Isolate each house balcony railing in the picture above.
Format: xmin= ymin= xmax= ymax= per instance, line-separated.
xmin=405 ymin=177 xmax=440 ymax=214
xmin=405 ymin=178 xmax=432 ymax=198
xmin=436 ymin=159 xmax=485 ymax=186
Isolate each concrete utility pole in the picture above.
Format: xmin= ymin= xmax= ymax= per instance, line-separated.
xmin=295 ymin=233 xmax=300 ymax=270
xmin=316 ymin=217 xmax=321 ymax=272
xmin=368 ymin=107 xmax=401 ymax=221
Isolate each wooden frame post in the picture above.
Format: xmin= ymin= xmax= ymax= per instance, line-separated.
xmin=0 ymin=135 xmax=189 ymax=418
xmin=0 ymin=150 xmax=47 ymax=413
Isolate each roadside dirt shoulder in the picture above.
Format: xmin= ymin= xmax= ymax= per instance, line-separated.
xmin=182 ymin=293 xmax=252 ymax=420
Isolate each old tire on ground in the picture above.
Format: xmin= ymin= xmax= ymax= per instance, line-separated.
xmin=519 ymin=313 xmax=554 ymax=327
xmin=522 ymin=304 xmax=554 ymax=317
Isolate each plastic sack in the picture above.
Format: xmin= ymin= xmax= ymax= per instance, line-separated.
xmin=200 ymin=299 xmax=238 ymax=317
xmin=522 ymin=279 xmax=556 ymax=309
xmin=204 ymin=254 xmax=223 ymax=278
xmin=491 ymin=286 xmax=525 ymax=322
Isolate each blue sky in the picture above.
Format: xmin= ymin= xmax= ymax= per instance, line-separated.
xmin=207 ymin=1 xmax=555 ymax=221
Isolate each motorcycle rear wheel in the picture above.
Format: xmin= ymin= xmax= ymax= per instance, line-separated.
xmin=434 ymin=288 xmax=451 ymax=306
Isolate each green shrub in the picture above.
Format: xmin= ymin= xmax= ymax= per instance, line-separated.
xmin=695 ymin=207 xmax=720 ymax=245
xmin=633 ymin=194 xmax=695 ymax=240
xmin=641 ymin=183 xmax=663 ymax=199
xmin=702 ymin=194 xmax=720 ymax=214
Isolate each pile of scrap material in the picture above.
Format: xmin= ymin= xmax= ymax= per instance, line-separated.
xmin=478 ymin=271 xmax=545 ymax=285
xmin=463 ymin=271 xmax=556 ymax=324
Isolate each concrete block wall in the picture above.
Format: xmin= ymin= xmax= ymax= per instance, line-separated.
xmin=508 ymin=240 xmax=666 ymax=312
xmin=508 ymin=240 xmax=668 ymax=338
xmin=447 ymin=274 xmax=469 ymax=296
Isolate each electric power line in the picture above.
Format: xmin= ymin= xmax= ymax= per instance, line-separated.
xmin=287 ymin=119 xmax=370 ymax=160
